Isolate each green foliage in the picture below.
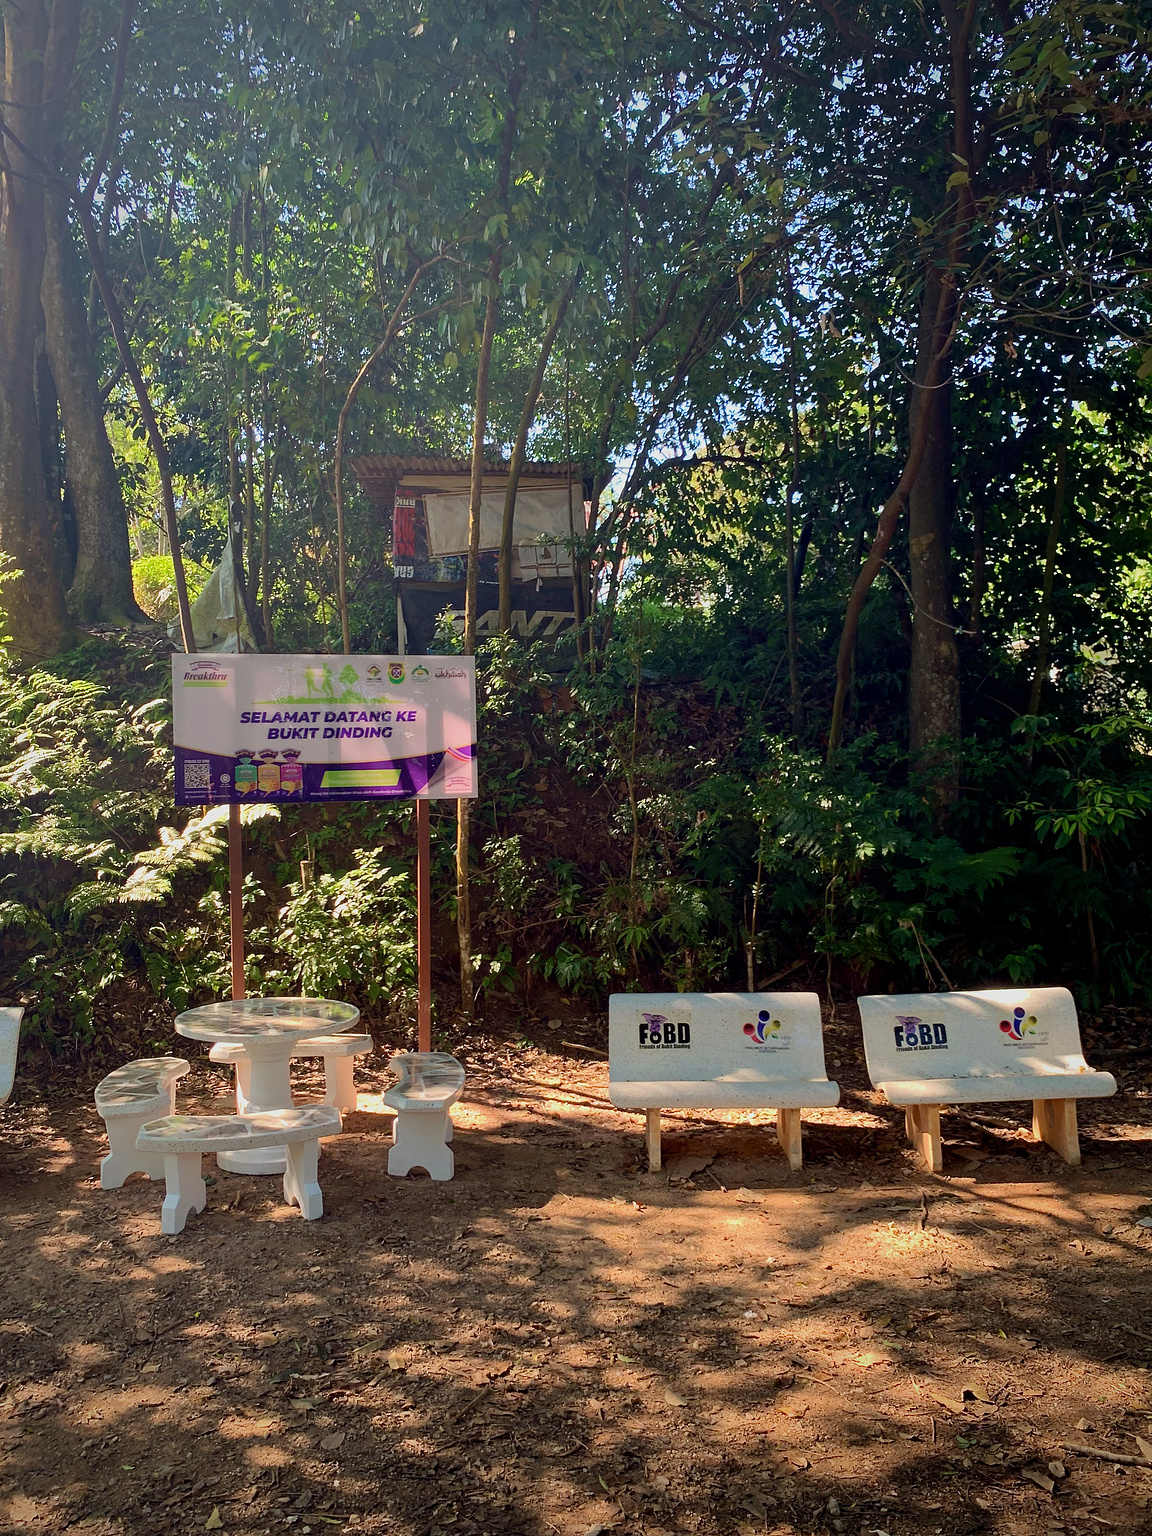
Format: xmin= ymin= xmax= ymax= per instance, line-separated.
xmin=131 ymin=556 xmax=210 ymax=623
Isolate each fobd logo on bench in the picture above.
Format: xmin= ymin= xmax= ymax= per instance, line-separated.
xmin=638 ymin=1012 xmax=691 ymax=1049
xmin=893 ymin=1015 xmax=949 ymax=1051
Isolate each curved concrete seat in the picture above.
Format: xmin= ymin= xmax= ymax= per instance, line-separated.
xmin=0 ymin=1007 xmax=23 ymax=1107
xmin=858 ymin=988 xmax=1117 ymax=1170
xmin=383 ymin=1052 xmax=465 ymax=1181
xmin=95 ymin=1057 xmax=191 ymax=1188
xmin=136 ymin=1104 xmax=342 ymax=1233
xmin=609 ymin=992 xmax=840 ymax=1172
xmin=210 ymin=1033 xmax=373 ymax=1114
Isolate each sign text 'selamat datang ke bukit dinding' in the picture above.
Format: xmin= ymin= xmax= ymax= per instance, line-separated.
xmin=171 ymin=654 xmax=477 ymax=805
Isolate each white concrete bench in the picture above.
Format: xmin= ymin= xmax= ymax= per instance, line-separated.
xmin=857 ymin=987 xmax=1117 ymax=1170
xmin=94 ymin=1057 xmax=191 ymax=1188
xmin=383 ymin=1052 xmax=465 ymax=1180
xmin=608 ymin=992 xmax=840 ymax=1172
xmin=135 ymin=1103 xmax=342 ymax=1233
xmin=209 ymin=1033 xmax=373 ymax=1114
xmin=0 ymin=1006 xmax=22 ymax=1107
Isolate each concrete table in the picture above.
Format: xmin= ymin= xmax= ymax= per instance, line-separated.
xmin=174 ymin=998 xmax=359 ymax=1174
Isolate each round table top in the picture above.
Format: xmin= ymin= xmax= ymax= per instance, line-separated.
xmin=174 ymin=997 xmax=360 ymax=1043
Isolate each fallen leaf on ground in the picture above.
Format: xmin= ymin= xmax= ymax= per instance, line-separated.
xmin=387 ymin=1350 xmax=406 ymax=1371
xmin=1023 ymin=1470 xmax=1056 ymax=1493
xmin=858 ymin=1353 xmax=888 ymax=1368
xmin=1076 ymin=1418 xmax=1092 ymax=1431
xmin=205 ymin=1509 xmax=223 ymax=1530
xmin=666 ymin=1156 xmax=713 ymax=1182
xmin=1048 ymin=1461 xmax=1067 ymax=1479
xmin=664 ymin=1389 xmax=688 ymax=1407
xmin=141 ymin=1363 xmax=160 ymax=1373
xmin=963 ymin=1385 xmax=994 ymax=1404
xmin=319 ymin=1431 xmax=345 ymax=1451
xmin=1135 ymin=1436 xmax=1152 ymax=1460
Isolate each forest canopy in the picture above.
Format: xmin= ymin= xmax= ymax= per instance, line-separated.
xmin=1 ymin=0 xmax=1151 ymax=1046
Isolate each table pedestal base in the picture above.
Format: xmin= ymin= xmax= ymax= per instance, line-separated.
xmin=217 ymin=1146 xmax=287 ymax=1175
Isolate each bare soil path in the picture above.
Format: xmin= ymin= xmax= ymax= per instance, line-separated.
xmin=1 ymin=1009 xmax=1150 ymax=1536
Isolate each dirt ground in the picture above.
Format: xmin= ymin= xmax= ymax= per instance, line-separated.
xmin=1 ymin=1004 xmax=1151 ymax=1536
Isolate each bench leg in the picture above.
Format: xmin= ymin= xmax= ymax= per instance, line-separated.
xmin=1033 ymin=1098 xmax=1080 ymax=1165
xmin=776 ymin=1107 xmax=803 ymax=1171
xmin=160 ymin=1152 xmax=206 ymax=1235
xmin=323 ymin=1054 xmax=357 ymax=1115
xmin=389 ymin=1111 xmax=454 ymax=1180
xmin=906 ymin=1104 xmax=943 ymax=1173
xmin=645 ymin=1107 xmax=662 ymax=1173
xmin=284 ymin=1139 xmax=324 ymax=1219
xmin=100 ymin=1113 xmax=165 ymax=1188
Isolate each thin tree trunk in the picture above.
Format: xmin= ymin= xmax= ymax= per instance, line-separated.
xmin=458 ymin=43 xmax=528 ymax=1017
xmin=74 ymin=201 xmax=193 ymax=651
xmin=43 ymin=191 xmax=142 ymax=624
xmin=497 ymin=276 xmax=576 ymax=633
xmin=1027 ymin=419 xmax=1069 ymax=720
xmin=784 ymin=264 xmax=802 ymax=736
xmin=334 ymin=255 xmax=447 ymax=654
xmin=0 ymin=0 xmax=76 ymax=660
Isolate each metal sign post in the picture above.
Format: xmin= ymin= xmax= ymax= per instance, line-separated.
xmin=229 ymin=803 xmax=245 ymax=1000
xmin=416 ymin=799 xmax=432 ymax=1051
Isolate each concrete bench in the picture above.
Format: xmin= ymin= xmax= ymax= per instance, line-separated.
xmin=135 ymin=1103 xmax=342 ymax=1233
xmin=0 ymin=1006 xmax=22 ymax=1107
xmin=857 ymin=987 xmax=1117 ymax=1170
xmin=209 ymin=1033 xmax=373 ymax=1115
xmin=383 ymin=1052 xmax=465 ymax=1180
xmin=94 ymin=1057 xmax=191 ymax=1188
xmin=608 ymin=992 xmax=840 ymax=1172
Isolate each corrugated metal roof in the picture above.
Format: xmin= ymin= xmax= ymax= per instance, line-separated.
xmin=352 ymin=455 xmax=578 ymax=476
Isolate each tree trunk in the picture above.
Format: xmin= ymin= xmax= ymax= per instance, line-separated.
xmin=497 ymin=276 xmax=576 ymax=633
xmin=906 ymin=267 xmax=961 ymax=800
xmin=42 ymin=192 xmax=142 ymax=624
xmin=0 ymin=0 xmax=75 ymax=660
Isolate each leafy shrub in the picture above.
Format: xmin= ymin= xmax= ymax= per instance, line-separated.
xmin=131 ymin=555 xmax=209 ymax=622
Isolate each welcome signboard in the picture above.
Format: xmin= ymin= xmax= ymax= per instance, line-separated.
xmin=172 ymin=654 xmax=477 ymax=805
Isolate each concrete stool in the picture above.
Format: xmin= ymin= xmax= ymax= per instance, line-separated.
xmin=136 ymin=1103 xmax=342 ymax=1233
xmin=209 ymin=1033 xmax=373 ymax=1114
xmin=95 ymin=1057 xmax=191 ymax=1188
xmin=383 ymin=1052 xmax=465 ymax=1180
xmin=0 ymin=1006 xmax=22 ymax=1107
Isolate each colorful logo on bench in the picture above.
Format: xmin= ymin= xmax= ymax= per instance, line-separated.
xmin=893 ymin=1016 xmax=949 ymax=1051
xmin=638 ymin=1013 xmax=691 ymax=1049
xmin=999 ymin=1007 xmax=1038 ymax=1042
xmin=744 ymin=1010 xmax=781 ymax=1043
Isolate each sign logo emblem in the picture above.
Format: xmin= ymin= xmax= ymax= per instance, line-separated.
xmin=743 ymin=1010 xmax=781 ymax=1042
xmin=388 ymin=662 xmax=405 ymax=683
xmin=637 ymin=1013 xmax=691 ymax=1049
xmin=999 ymin=1007 xmax=1038 ymax=1041
xmin=893 ymin=1015 xmax=949 ymax=1051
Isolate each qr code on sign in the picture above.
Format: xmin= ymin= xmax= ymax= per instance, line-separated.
xmin=183 ymin=759 xmax=212 ymax=791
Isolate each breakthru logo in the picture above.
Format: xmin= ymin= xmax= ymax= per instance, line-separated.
xmin=893 ymin=1015 xmax=949 ymax=1051
xmin=999 ymin=1006 xmax=1038 ymax=1041
xmin=638 ymin=1013 xmax=691 ymax=1049
xmin=743 ymin=1010 xmax=781 ymax=1042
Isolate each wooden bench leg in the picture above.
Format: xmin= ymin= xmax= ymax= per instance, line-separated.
xmin=160 ymin=1152 xmax=206 ymax=1235
xmin=776 ymin=1108 xmax=803 ymax=1171
xmin=645 ymin=1108 xmax=662 ymax=1172
xmin=323 ymin=1054 xmax=357 ymax=1115
xmin=1033 ymin=1098 xmax=1080 ymax=1165
xmin=906 ymin=1104 xmax=943 ymax=1173
xmin=284 ymin=1139 xmax=324 ymax=1219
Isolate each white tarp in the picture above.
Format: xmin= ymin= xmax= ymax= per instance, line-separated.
xmin=423 ymin=487 xmax=583 ymax=555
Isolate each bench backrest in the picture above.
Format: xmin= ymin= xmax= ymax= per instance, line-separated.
xmin=609 ymin=992 xmax=829 ymax=1084
xmin=0 ymin=1006 xmax=22 ymax=1106
xmin=857 ymin=987 xmax=1091 ymax=1083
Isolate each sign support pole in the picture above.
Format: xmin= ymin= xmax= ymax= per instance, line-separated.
xmin=417 ymin=798 xmax=432 ymax=1052
xmin=229 ymin=802 xmax=245 ymax=1000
